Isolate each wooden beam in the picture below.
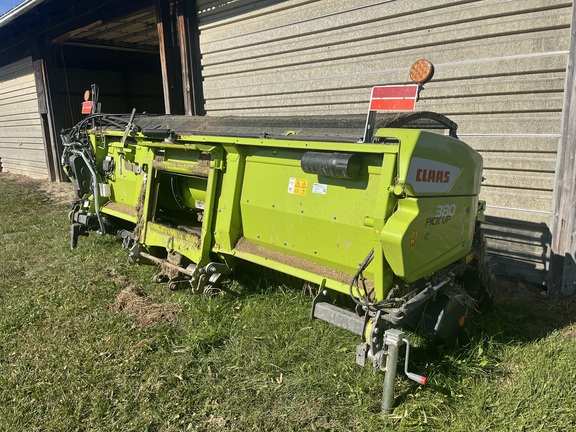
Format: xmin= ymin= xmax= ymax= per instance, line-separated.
xmin=548 ymin=4 xmax=576 ymax=297
xmin=51 ymin=20 xmax=103 ymax=45
xmin=176 ymin=0 xmax=205 ymax=116
xmin=33 ymin=59 xmax=56 ymax=182
xmin=0 ymin=0 xmax=154 ymax=57
xmin=176 ymin=8 xmax=192 ymax=116
xmin=31 ymin=39 xmax=63 ymax=182
xmin=155 ymin=0 xmax=183 ymax=114
xmin=61 ymin=40 xmax=158 ymax=54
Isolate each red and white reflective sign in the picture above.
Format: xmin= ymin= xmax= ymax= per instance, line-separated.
xmin=81 ymin=101 xmax=93 ymax=115
xmin=369 ymin=84 xmax=419 ymax=111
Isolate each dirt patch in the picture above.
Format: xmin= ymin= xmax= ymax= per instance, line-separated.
xmin=39 ymin=179 xmax=75 ymax=205
xmin=493 ymin=276 xmax=576 ymax=331
xmin=0 ymin=173 xmax=75 ymax=205
xmin=562 ymin=324 xmax=576 ymax=340
xmin=110 ymin=285 xmax=182 ymax=328
xmin=492 ymin=277 xmax=548 ymax=303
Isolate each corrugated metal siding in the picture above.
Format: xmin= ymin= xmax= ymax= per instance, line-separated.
xmin=0 ymin=57 xmax=47 ymax=179
xmin=197 ymin=0 xmax=573 ymax=283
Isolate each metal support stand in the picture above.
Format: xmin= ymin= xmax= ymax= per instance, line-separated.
xmin=381 ymin=329 xmax=427 ymax=414
xmin=381 ymin=329 xmax=404 ymax=414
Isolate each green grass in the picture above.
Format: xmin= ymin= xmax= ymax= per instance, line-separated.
xmin=0 ymin=174 xmax=575 ymax=431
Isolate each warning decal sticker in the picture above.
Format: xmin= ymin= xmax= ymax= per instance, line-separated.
xmin=288 ymin=177 xmax=308 ymax=196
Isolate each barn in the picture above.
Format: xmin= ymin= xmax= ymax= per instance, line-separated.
xmin=0 ymin=0 xmax=574 ymax=295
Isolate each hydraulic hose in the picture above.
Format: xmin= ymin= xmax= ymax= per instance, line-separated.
xmin=71 ymin=148 xmax=106 ymax=235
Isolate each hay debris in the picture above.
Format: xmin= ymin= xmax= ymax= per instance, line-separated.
xmin=110 ymin=285 xmax=181 ymax=328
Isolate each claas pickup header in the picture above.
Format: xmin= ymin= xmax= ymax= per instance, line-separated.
xmin=61 ymin=60 xmax=491 ymax=413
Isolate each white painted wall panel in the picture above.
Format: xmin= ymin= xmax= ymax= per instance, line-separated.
xmin=197 ymin=0 xmax=573 ymax=283
xmin=0 ymin=57 xmax=47 ymax=179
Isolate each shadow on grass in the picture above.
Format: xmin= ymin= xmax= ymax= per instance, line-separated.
xmin=470 ymin=276 xmax=575 ymax=344
xmin=389 ymin=276 xmax=576 ymax=407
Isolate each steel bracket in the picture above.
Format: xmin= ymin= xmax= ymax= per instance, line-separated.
xmin=190 ymin=261 xmax=232 ymax=294
xmin=368 ymin=310 xmax=390 ymax=365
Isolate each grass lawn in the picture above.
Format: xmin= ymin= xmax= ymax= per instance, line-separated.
xmin=0 ymin=173 xmax=575 ymax=431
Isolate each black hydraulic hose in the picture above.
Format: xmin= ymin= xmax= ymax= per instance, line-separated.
xmin=349 ymin=249 xmax=419 ymax=311
xmin=349 ymin=249 xmax=374 ymax=308
xmin=71 ymin=149 xmax=106 ymax=235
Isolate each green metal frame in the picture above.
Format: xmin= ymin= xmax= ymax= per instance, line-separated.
xmin=81 ymin=126 xmax=482 ymax=302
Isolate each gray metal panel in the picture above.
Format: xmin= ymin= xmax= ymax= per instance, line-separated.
xmin=197 ymin=0 xmax=573 ymax=284
xmin=0 ymin=57 xmax=47 ymax=179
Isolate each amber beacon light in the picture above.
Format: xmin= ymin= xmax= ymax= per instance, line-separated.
xmin=410 ymin=59 xmax=435 ymax=84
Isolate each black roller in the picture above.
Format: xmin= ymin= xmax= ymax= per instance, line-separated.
xmin=301 ymin=151 xmax=361 ymax=179
xmin=141 ymin=129 xmax=173 ymax=139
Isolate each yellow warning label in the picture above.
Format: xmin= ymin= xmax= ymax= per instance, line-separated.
xmin=294 ymin=178 xmax=308 ymax=196
xmin=288 ymin=177 xmax=308 ymax=196
xmin=409 ymin=230 xmax=418 ymax=249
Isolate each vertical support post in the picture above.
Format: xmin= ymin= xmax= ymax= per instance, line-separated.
xmin=155 ymin=0 xmax=183 ymax=115
xmin=549 ymin=4 xmax=576 ymax=297
xmin=33 ymin=58 xmax=56 ymax=182
xmin=381 ymin=329 xmax=405 ymax=414
xmin=362 ymin=110 xmax=376 ymax=143
xmin=32 ymin=38 xmax=63 ymax=182
xmin=176 ymin=0 xmax=205 ymax=116
xmin=213 ymin=144 xmax=246 ymax=250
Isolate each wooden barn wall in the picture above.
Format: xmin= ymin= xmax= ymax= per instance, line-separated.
xmin=197 ymin=0 xmax=573 ymax=284
xmin=0 ymin=57 xmax=48 ymax=179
